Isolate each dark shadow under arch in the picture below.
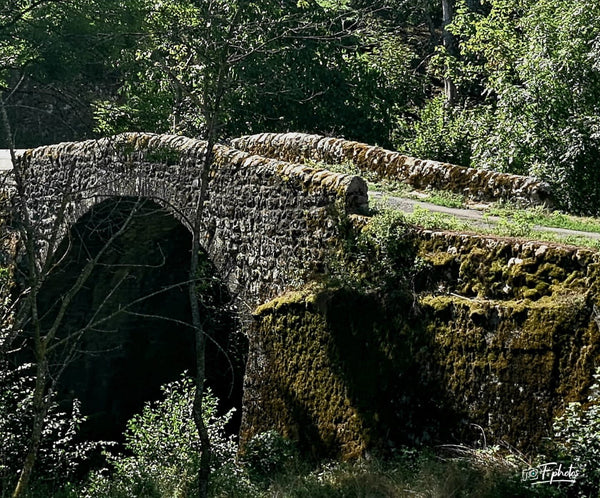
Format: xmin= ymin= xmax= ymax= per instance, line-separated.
xmin=35 ymin=197 xmax=245 ymax=441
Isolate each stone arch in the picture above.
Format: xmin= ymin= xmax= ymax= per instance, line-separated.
xmin=14 ymin=132 xmax=366 ymax=439
xmin=35 ymin=196 xmax=243 ymax=440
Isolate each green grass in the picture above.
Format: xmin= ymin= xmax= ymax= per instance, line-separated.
xmin=20 ymin=449 xmax=564 ymax=498
xmin=424 ymin=189 xmax=466 ymax=209
xmin=402 ymin=205 xmax=469 ymax=231
xmin=486 ymin=204 xmax=600 ymax=234
xmin=371 ymin=180 xmax=467 ymax=209
xmin=306 ymin=158 xmax=600 ymax=249
xmin=374 ymin=204 xmax=600 ymax=251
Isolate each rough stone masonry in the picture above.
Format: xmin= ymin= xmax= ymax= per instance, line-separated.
xmin=13 ymin=132 xmax=367 ymax=306
xmin=232 ymin=132 xmax=554 ymax=206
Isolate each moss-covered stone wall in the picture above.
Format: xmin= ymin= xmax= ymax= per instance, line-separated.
xmin=242 ymin=228 xmax=600 ymax=458
xmin=416 ymin=231 xmax=600 ymax=453
xmin=241 ymin=286 xmax=447 ymax=460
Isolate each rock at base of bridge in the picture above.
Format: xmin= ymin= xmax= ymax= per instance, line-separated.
xmin=241 ymin=285 xmax=446 ymax=460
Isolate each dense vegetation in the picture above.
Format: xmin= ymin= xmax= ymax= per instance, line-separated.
xmin=2 ymin=0 xmax=600 ymax=496
xmin=2 ymin=0 xmax=600 ymax=213
xmin=3 ymin=371 xmax=592 ymax=497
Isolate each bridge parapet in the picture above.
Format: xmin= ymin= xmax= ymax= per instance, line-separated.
xmin=232 ymin=132 xmax=553 ymax=207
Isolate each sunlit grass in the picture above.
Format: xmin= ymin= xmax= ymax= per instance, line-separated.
xmin=486 ymin=203 xmax=600 ymax=234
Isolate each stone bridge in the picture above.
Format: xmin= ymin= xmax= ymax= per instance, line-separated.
xmin=7 ymin=132 xmax=598 ymax=459
xmin=9 ymin=132 xmax=372 ymax=441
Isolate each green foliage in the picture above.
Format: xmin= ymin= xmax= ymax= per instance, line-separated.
xmin=0 ymin=362 xmax=99 ymax=494
xmin=1 ymin=0 xmax=147 ymax=146
xmin=91 ymin=0 xmax=424 ymax=147
xmin=329 ymin=207 xmax=418 ymax=292
xmin=241 ymin=430 xmax=299 ymax=481
xmin=553 ymin=367 xmax=600 ymax=497
xmin=82 ymin=374 xmax=254 ymax=498
xmin=397 ymin=95 xmax=475 ymax=167
xmin=360 ymin=209 xmax=415 ymax=266
xmin=489 ymin=210 xmax=535 ymax=238
xmin=404 ymin=205 xmax=468 ymax=231
xmin=351 ymin=0 xmax=441 ymax=32
xmin=345 ymin=30 xmax=424 ymax=147
xmin=438 ymin=0 xmax=600 ymax=214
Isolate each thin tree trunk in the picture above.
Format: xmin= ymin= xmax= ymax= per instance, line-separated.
xmin=2 ymin=104 xmax=154 ymax=495
xmin=0 ymin=96 xmax=39 ymax=498
xmin=189 ymin=220 xmax=211 ymax=498
xmin=11 ymin=357 xmax=49 ymax=498
xmin=442 ymin=0 xmax=458 ymax=106
xmin=189 ymin=132 xmax=216 ymax=498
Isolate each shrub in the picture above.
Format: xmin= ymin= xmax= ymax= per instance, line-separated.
xmin=397 ymin=95 xmax=476 ymax=168
xmin=553 ymin=367 xmax=600 ymax=497
xmin=240 ymin=430 xmax=298 ymax=481
xmin=0 ymin=362 xmax=98 ymax=495
xmin=82 ymin=374 xmax=257 ymax=498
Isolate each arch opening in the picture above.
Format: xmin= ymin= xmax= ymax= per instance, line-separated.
xmin=34 ymin=197 xmax=244 ymax=441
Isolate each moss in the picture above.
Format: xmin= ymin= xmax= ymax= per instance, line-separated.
xmin=418 ymin=286 xmax=598 ymax=452
xmin=253 ymin=287 xmax=321 ymax=315
xmin=245 ymin=288 xmax=372 ymax=459
xmin=244 ymin=285 xmax=449 ymax=460
xmin=143 ymin=145 xmax=181 ymax=166
xmin=416 ymin=232 xmax=597 ymax=302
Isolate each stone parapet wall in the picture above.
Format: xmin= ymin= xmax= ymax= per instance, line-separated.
xmin=232 ymin=132 xmax=553 ymax=206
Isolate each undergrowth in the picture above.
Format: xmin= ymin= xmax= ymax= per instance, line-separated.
xmin=7 ymin=368 xmax=596 ymax=497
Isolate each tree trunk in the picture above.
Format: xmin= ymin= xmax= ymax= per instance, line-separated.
xmin=12 ymin=357 xmax=49 ymax=498
xmin=442 ymin=0 xmax=458 ymax=106
xmin=189 ymin=247 xmax=211 ymax=497
xmin=189 ymin=132 xmax=216 ymax=498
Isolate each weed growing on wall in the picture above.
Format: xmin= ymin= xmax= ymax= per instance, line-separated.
xmin=329 ymin=207 xmax=418 ymax=294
